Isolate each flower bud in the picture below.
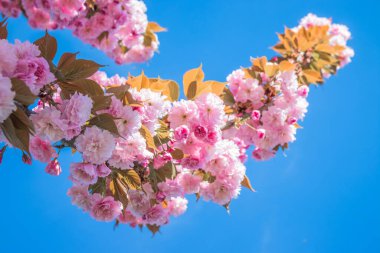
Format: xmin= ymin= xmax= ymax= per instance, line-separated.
xmin=174 ymin=125 xmax=190 ymax=141
xmin=257 ymin=129 xmax=266 ymax=139
xmin=297 ymin=85 xmax=309 ymax=97
xmin=287 ymin=117 xmax=297 ymax=125
xmin=45 ymin=159 xmax=62 ymax=176
xmin=156 ymin=191 xmax=166 ymax=202
xmin=251 ymin=110 xmax=261 ymax=121
xmin=194 ymin=125 xmax=207 ymax=139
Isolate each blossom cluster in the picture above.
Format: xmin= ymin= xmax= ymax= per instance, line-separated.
xmin=223 ymin=13 xmax=354 ymax=161
xmin=0 ymin=14 xmax=353 ymax=233
xmin=0 ymin=36 xmax=54 ymax=124
xmin=0 ymin=0 xmax=162 ymax=64
xmin=296 ymin=13 xmax=354 ymax=69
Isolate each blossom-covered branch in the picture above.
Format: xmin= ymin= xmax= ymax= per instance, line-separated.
xmin=0 ymin=0 xmax=164 ymax=64
xmin=0 ymin=14 xmax=353 ymax=234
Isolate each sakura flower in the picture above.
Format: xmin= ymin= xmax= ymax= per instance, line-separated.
xmin=29 ymin=136 xmax=57 ymax=163
xmin=90 ymin=194 xmax=122 ymax=222
xmin=75 ymin=126 xmax=115 ymax=165
xmin=69 ymin=163 xmax=98 ymax=185
xmin=45 ymin=159 xmax=62 ymax=176
xmin=0 ymin=76 xmax=16 ymax=123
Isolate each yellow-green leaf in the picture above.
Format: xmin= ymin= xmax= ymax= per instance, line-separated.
xmin=11 ymin=78 xmax=37 ymax=106
xmin=241 ymin=174 xmax=256 ymax=192
xmin=34 ymin=31 xmax=57 ymax=62
xmin=147 ymin=22 xmax=167 ymax=32
xmin=140 ymin=125 xmax=157 ymax=150
xmin=183 ymin=65 xmax=204 ymax=99
xmin=89 ymin=114 xmax=119 ymax=136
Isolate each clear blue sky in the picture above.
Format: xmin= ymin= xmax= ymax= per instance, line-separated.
xmin=1 ymin=0 xmax=379 ymax=252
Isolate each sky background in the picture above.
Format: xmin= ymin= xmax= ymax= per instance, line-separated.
xmin=1 ymin=0 xmax=379 ymax=252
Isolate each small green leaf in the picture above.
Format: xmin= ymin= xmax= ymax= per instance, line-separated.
xmin=171 ymin=148 xmax=184 ymax=160
xmin=89 ymin=114 xmax=119 ymax=136
xmin=140 ymin=125 xmax=156 ymax=150
xmin=241 ymin=174 xmax=256 ymax=192
xmin=118 ymin=170 xmax=142 ymax=190
xmin=11 ymin=78 xmax=37 ymax=106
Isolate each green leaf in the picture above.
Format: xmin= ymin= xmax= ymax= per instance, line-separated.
xmin=146 ymin=224 xmax=160 ymax=235
xmin=89 ymin=178 xmax=106 ymax=195
xmin=11 ymin=78 xmax=37 ymax=106
xmin=183 ymin=65 xmax=204 ymax=99
xmin=155 ymin=161 xmax=176 ymax=182
xmin=170 ymin=148 xmax=184 ymax=160
xmin=222 ymin=87 xmax=235 ymax=106
xmin=11 ymin=107 xmax=34 ymax=133
xmin=58 ymin=79 xmax=103 ymax=99
xmin=89 ymin=114 xmax=119 ymax=136
xmin=106 ymin=85 xmax=130 ymax=100
xmin=241 ymin=174 xmax=256 ymax=192
xmin=57 ymin=52 xmax=78 ymax=70
xmin=140 ymin=125 xmax=156 ymax=150
xmin=34 ymin=31 xmax=57 ymax=61
xmin=71 ymin=79 xmax=104 ymax=97
xmin=61 ymin=59 xmax=103 ymax=81
xmin=0 ymin=19 xmax=8 ymax=40
xmin=110 ymin=177 xmax=129 ymax=208
xmin=91 ymin=95 xmax=112 ymax=112
xmin=0 ymin=116 xmax=30 ymax=154
xmin=118 ymin=170 xmax=142 ymax=190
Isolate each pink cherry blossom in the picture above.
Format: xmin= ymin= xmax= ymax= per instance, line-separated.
xmin=29 ymin=135 xmax=57 ymax=163
xmin=75 ymin=126 xmax=115 ymax=165
xmin=45 ymin=159 xmax=62 ymax=176
xmin=0 ymin=76 xmax=16 ymax=123
xmin=90 ymin=194 xmax=122 ymax=222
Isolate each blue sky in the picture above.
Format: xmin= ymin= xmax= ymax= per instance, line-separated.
xmin=1 ymin=0 xmax=379 ymax=252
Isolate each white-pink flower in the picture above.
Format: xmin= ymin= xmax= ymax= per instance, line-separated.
xmin=69 ymin=162 xmax=98 ymax=185
xmin=45 ymin=159 xmax=62 ymax=176
xmin=29 ymin=135 xmax=57 ymax=163
xmin=90 ymin=194 xmax=122 ymax=222
xmin=30 ymin=106 xmax=64 ymax=142
xmin=75 ymin=126 xmax=115 ymax=165
xmin=59 ymin=93 xmax=92 ymax=140
xmin=0 ymin=76 xmax=16 ymax=123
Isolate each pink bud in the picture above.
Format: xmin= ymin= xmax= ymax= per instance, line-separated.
xmin=251 ymin=110 xmax=261 ymax=121
xmin=140 ymin=159 xmax=150 ymax=168
xmin=287 ymin=117 xmax=297 ymax=125
xmin=297 ymin=85 xmax=309 ymax=97
xmin=45 ymin=159 xmax=62 ymax=176
xmin=174 ymin=125 xmax=190 ymax=141
xmin=22 ymin=153 xmax=32 ymax=165
xmin=156 ymin=191 xmax=166 ymax=202
xmin=252 ymin=148 xmax=275 ymax=161
xmin=257 ymin=129 xmax=266 ymax=139
xmin=194 ymin=125 xmax=207 ymax=139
